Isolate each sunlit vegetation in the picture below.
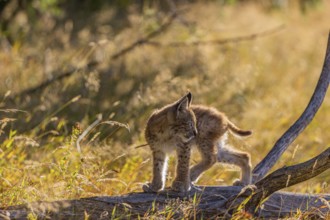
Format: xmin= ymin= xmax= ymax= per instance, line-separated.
xmin=0 ymin=0 xmax=329 ymax=218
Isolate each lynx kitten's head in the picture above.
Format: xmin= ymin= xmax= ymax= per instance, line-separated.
xmin=173 ymin=92 xmax=197 ymax=143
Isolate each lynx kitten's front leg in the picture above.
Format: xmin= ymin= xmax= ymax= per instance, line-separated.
xmin=142 ymin=151 xmax=167 ymax=193
xmin=171 ymin=143 xmax=191 ymax=192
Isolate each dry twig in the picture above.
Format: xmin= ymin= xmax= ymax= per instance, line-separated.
xmin=146 ymin=24 xmax=284 ymax=47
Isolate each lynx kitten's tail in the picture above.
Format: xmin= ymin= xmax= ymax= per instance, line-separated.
xmin=227 ymin=120 xmax=252 ymax=137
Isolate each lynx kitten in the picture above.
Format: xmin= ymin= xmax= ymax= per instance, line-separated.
xmin=142 ymin=92 xmax=252 ymax=193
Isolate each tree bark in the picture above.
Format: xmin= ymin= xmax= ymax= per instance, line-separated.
xmin=1 ymin=186 xmax=329 ymax=220
xmin=236 ymin=147 xmax=330 ymax=215
xmin=1 ymin=148 xmax=329 ymax=219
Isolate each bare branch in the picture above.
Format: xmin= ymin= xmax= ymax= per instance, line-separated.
xmin=165 ymin=0 xmax=192 ymax=27
xmin=7 ymin=14 xmax=282 ymax=102
xmin=245 ymin=147 xmax=330 ymax=215
xmin=110 ymin=12 xmax=178 ymax=60
xmin=252 ymin=32 xmax=330 ymax=182
xmin=10 ymin=61 xmax=98 ymax=101
xmin=8 ymin=13 xmax=178 ymax=101
xmin=145 ymin=24 xmax=284 ymax=47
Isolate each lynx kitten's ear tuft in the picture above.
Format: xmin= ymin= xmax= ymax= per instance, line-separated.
xmin=177 ymin=97 xmax=189 ymax=116
xmin=176 ymin=92 xmax=193 ymax=116
xmin=186 ymin=92 xmax=192 ymax=106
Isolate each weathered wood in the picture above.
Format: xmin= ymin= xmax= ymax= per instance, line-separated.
xmin=252 ymin=32 xmax=330 ymax=182
xmin=243 ymin=147 xmax=330 ymax=215
xmin=1 ymin=186 xmax=329 ymax=219
xmin=2 ymin=147 xmax=330 ymax=219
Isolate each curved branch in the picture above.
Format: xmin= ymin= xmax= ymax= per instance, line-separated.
xmin=7 ymin=15 xmax=282 ymax=102
xmin=252 ymin=32 xmax=330 ymax=182
xmin=110 ymin=12 xmax=177 ymax=60
xmin=11 ymin=61 xmax=98 ymax=100
xmin=245 ymin=147 xmax=330 ymax=215
xmin=8 ymin=13 xmax=178 ymax=101
xmin=146 ymin=24 xmax=284 ymax=47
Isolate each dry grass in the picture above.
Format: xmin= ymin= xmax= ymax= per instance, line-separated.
xmin=0 ymin=1 xmax=329 ymax=218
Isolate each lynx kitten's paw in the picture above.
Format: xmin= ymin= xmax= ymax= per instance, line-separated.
xmin=142 ymin=183 xmax=161 ymax=193
xmin=233 ymin=179 xmax=247 ymax=186
xmin=239 ymin=184 xmax=257 ymax=197
xmin=190 ymin=183 xmax=202 ymax=191
xmin=171 ymin=180 xmax=191 ymax=192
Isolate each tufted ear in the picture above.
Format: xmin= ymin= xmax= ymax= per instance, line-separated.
xmin=186 ymin=92 xmax=192 ymax=106
xmin=176 ymin=92 xmax=193 ymax=116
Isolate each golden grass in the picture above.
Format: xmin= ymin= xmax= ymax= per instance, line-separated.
xmin=0 ymin=1 xmax=329 ymax=218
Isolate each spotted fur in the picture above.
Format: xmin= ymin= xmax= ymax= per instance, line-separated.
xmin=143 ymin=92 xmax=252 ymax=193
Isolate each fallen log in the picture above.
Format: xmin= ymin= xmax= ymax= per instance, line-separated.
xmin=1 ymin=186 xmax=329 ymax=219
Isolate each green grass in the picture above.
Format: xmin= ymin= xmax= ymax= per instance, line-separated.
xmin=0 ymin=1 xmax=329 ymax=218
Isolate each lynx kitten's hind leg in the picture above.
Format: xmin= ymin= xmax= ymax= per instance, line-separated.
xmin=217 ymin=134 xmax=252 ymax=186
xmin=190 ymin=139 xmax=217 ymax=183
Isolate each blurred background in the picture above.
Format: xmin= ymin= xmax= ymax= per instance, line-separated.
xmin=0 ymin=0 xmax=329 ymax=206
